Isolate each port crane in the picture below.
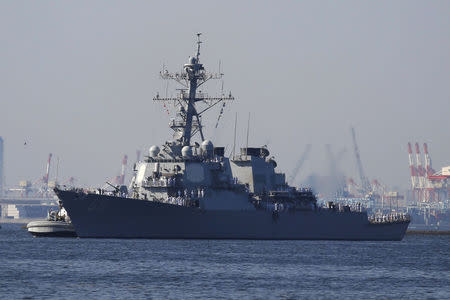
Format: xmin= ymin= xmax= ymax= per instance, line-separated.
xmin=350 ymin=126 xmax=371 ymax=195
xmin=289 ymin=144 xmax=312 ymax=185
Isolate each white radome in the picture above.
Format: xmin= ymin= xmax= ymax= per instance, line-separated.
xmin=149 ymin=145 xmax=160 ymax=158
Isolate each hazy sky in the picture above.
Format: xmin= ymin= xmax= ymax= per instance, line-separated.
xmin=1 ymin=1 xmax=449 ymax=191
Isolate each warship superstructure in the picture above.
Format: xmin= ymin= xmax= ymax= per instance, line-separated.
xmin=55 ymin=34 xmax=410 ymax=240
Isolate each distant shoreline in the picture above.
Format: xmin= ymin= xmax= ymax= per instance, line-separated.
xmin=0 ymin=218 xmax=39 ymax=224
xmin=406 ymin=230 xmax=450 ymax=235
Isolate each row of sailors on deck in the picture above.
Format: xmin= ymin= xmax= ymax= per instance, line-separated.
xmin=165 ymin=192 xmax=204 ymax=206
xmin=273 ymin=202 xmax=285 ymax=211
xmin=328 ymin=202 xmax=365 ymax=212
xmin=148 ymin=176 xmax=238 ymax=187
xmin=148 ymin=176 xmax=176 ymax=187
xmin=160 ymin=189 xmax=208 ymax=206
xmin=369 ymin=213 xmax=410 ymax=223
xmin=178 ymin=188 xmax=205 ymax=198
xmin=166 ymin=197 xmax=189 ymax=206
xmin=272 ymin=187 xmax=312 ymax=193
xmin=270 ymin=202 xmax=316 ymax=212
xmin=348 ymin=202 xmax=364 ymax=212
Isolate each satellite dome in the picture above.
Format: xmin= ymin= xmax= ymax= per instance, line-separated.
xmin=201 ymin=140 xmax=214 ymax=158
xmin=149 ymin=145 xmax=160 ymax=158
xmin=182 ymin=146 xmax=192 ymax=158
xmin=201 ymin=140 xmax=214 ymax=151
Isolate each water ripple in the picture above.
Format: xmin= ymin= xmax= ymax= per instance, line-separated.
xmin=0 ymin=224 xmax=449 ymax=299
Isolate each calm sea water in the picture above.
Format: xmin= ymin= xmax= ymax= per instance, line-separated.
xmin=0 ymin=223 xmax=449 ymax=300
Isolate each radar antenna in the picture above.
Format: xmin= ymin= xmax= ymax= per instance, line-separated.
xmin=196 ymin=33 xmax=202 ymax=61
xmin=153 ymin=34 xmax=234 ymax=147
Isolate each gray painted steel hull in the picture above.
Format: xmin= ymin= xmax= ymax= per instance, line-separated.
xmin=56 ymin=190 xmax=409 ymax=240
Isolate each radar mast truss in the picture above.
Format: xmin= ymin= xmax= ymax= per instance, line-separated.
xmin=153 ymin=33 xmax=234 ymax=146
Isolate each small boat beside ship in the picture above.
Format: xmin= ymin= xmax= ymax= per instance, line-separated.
xmin=26 ymin=201 xmax=76 ymax=237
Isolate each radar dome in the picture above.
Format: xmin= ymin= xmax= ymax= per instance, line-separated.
xmin=201 ymin=140 xmax=214 ymax=151
xmin=201 ymin=140 xmax=214 ymax=158
xmin=182 ymin=146 xmax=193 ymax=158
xmin=149 ymin=145 xmax=160 ymax=158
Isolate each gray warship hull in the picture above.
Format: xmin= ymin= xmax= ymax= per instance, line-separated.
xmin=56 ymin=190 xmax=409 ymax=240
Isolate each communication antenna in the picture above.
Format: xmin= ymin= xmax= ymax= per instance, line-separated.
xmin=196 ymin=33 xmax=202 ymax=60
xmin=55 ymin=156 xmax=60 ymax=185
xmin=232 ymin=112 xmax=237 ymax=158
xmin=212 ymin=59 xmax=227 ymax=129
xmin=154 ymin=34 xmax=234 ymax=146
xmin=218 ymin=60 xmax=224 ymax=95
xmin=165 ymin=81 xmax=169 ymax=98
xmin=246 ymin=112 xmax=250 ymax=160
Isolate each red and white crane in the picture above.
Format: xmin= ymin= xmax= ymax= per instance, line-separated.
xmin=350 ymin=127 xmax=371 ymax=194
xmin=423 ymin=143 xmax=435 ymax=177
xmin=407 ymin=143 xmax=417 ymax=189
xmin=414 ymin=143 xmax=426 ymax=189
xmin=407 ymin=142 xmax=446 ymax=203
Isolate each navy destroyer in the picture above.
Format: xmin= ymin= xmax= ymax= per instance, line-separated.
xmin=55 ymin=34 xmax=410 ymax=240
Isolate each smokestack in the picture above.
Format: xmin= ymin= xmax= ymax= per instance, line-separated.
xmin=120 ymin=155 xmax=128 ymax=185
xmin=136 ymin=150 xmax=141 ymax=163
xmin=0 ymin=137 xmax=3 ymax=196
xmin=44 ymin=153 xmax=52 ymax=187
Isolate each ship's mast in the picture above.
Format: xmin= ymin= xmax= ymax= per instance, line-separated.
xmin=154 ymin=34 xmax=234 ymax=147
xmin=183 ymin=34 xmax=203 ymax=145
